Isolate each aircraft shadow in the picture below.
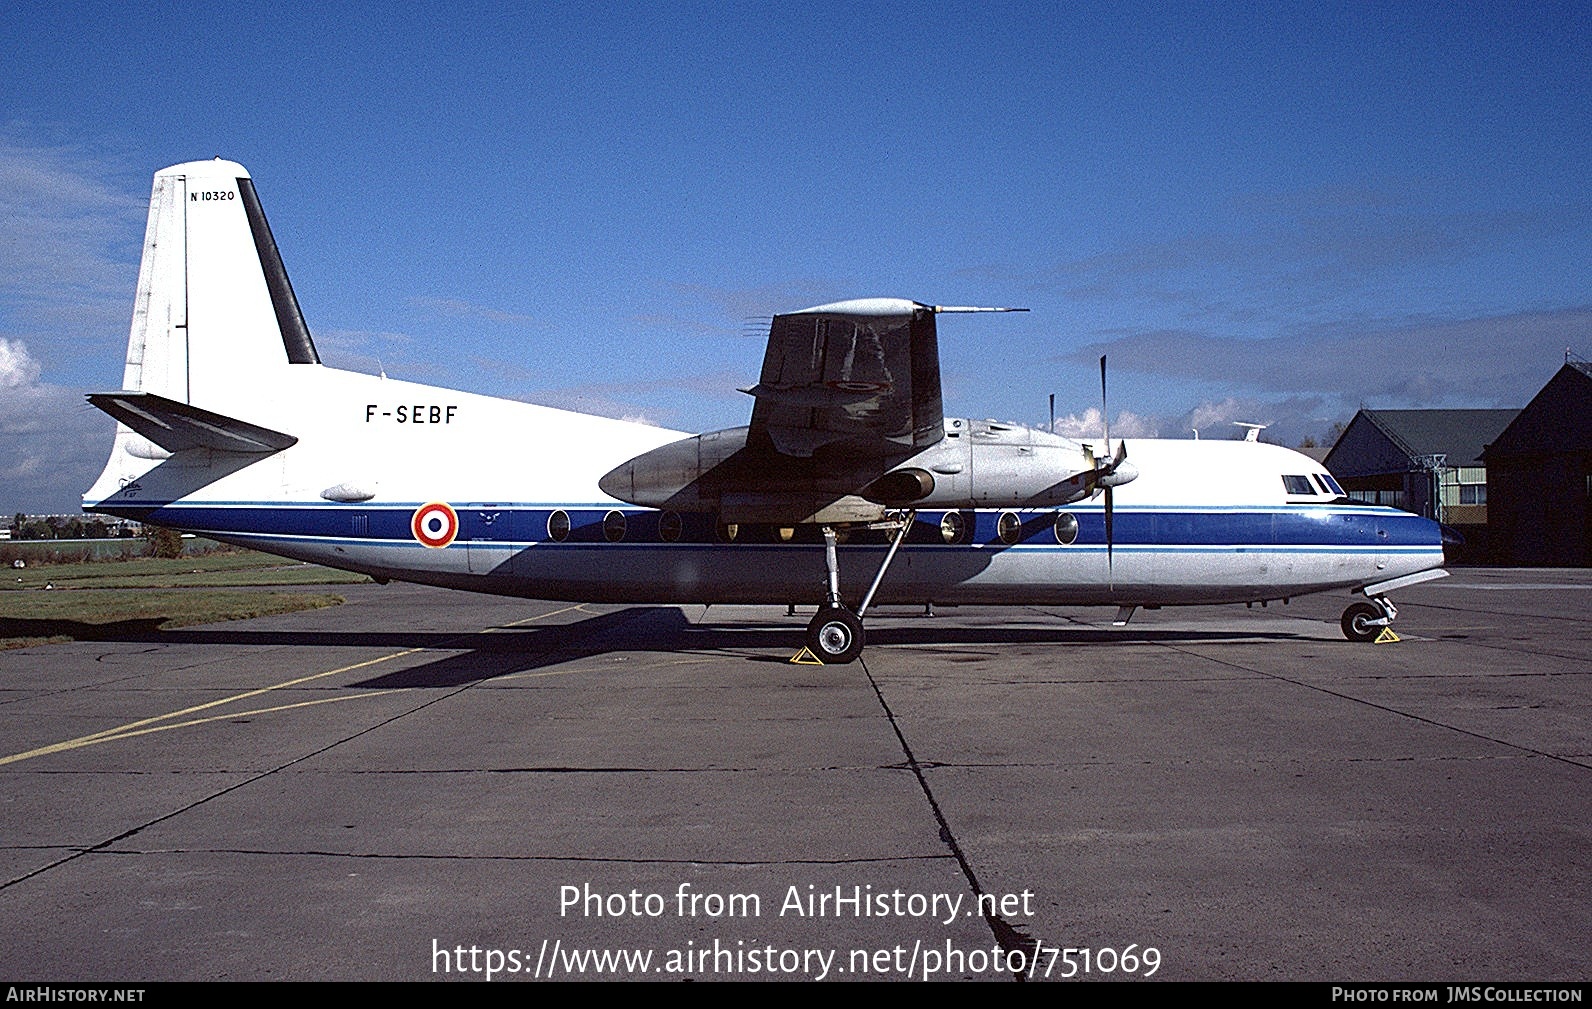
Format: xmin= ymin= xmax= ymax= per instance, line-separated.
xmin=15 ymin=606 xmax=1313 ymax=689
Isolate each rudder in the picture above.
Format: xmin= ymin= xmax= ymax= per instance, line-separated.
xmin=122 ymin=159 xmax=319 ymax=404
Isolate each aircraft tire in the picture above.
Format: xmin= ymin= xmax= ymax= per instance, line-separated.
xmin=807 ymin=605 xmax=866 ymax=664
xmin=1341 ymin=602 xmax=1382 ymax=642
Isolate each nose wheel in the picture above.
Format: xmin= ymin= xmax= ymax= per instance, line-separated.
xmin=1341 ymin=595 xmax=1397 ymax=642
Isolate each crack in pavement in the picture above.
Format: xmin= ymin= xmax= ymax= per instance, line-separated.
xmin=858 ymin=653 xmax=1038 ymax=981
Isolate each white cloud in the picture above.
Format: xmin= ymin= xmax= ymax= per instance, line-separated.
xmin=0 ymin=338 xmax=113 ymax=513
xmin=1043 ymin=394 xmax=1340 ymax=449
xmin=0 ymin=337 xmax=42 ymax=388
xmin=1049 ymin=406 xmax=1160 ymax=440
xmin=1187 ymin=397 xmax=1267 ymax=434
xmin=0 ymin=138 xmax=142 ymax=512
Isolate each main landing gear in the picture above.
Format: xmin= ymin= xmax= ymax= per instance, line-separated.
xmin=808 ymin=604 xmax=865 ymax=664
xmin=804 ymin=512 xmax=915 ymax=664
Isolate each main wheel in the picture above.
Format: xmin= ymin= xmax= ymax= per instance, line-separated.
xmin=806 ymin=605 xmax=866 ymax=664
xmin=1341 ymin=601 xmax=1383 ymax=642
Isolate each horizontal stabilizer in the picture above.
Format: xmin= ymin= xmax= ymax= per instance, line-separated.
xmin=87 ymin=391 xmax=298 ymax=454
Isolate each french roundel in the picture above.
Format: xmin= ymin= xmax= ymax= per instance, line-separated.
xmin=411 ymin=502 xmax=458 ymax=548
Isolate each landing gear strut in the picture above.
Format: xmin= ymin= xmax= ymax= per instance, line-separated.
xmin=803 ymin=512 xmax=914 ymax=664
xmin=1339 ymin=569 xmax=1446 ymax=643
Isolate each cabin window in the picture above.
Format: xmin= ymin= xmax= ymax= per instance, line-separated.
xmin=776 ymin=526 xmax=795 ymax=542
xmin=547 ymin=509 xmax=570 ymax=542
xmin=997 ymin=511 xmax=1022 ymax=544
xmin=716 ymin=521 xmax=739 ymax=543
xmin=658 ymin=510 xmax=682 ymax=542
xmin=1282 ymin=475 xmax=1315 ymax=495
xmin=603 ymin=510 xmax=627 ymax=542
xmin=1054 ymin=511 xmax=1078 ymax=545
xmin=940 ymin=511 xmax=965 ymax=544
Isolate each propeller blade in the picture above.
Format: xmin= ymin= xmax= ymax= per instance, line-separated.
xmin=1096 ymin=354 xmax=1126 ymax=591
xmin=1099 ymin=355 xmax=1110 ymax=459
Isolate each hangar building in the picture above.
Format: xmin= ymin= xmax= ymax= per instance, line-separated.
xmin=1483 ymin=361 xmax=1592 ymax=566
xmin=1323 ymin=409 xmax=1518 ymax=520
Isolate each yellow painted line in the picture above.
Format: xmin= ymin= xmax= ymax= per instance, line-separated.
xmin=0 ymin=649 xmax=425 ymax=768
xmin=5 ymin=691 xmax=402 ymax=761
xmin=499 ymin=668 xmax=590 ymax=681
xmin=70 ymin=648 xmax=424 ymax=747
xmin=502 ymin=602 xmax=590 ymax=627
xmin=1 ymin=601 xmax=593 ymax=769
xmin=498 ymin=657 xmax=701 ymax=682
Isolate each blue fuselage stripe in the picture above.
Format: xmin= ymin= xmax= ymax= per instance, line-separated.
xmin=93 ymin=503 xmax=1442 ymax=551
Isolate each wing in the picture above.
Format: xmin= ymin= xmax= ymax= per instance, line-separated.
xmin=601 ymin=298 xmax=1025 ymax=522
xmin=742 ymin=298 xmax=944 ymax=458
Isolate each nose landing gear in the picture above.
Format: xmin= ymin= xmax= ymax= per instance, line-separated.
xmin=1340 ymin=569 xmax=1448 ymax=643
xmin=1341 ymin=595 xmax=1398 ymax=642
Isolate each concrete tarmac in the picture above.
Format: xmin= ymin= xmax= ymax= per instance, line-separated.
xmin=0 ymin=568 xmax=1588 ymax=981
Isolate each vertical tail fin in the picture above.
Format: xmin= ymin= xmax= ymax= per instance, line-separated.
xmin=122 ymin=159 xmax=318 ymax=404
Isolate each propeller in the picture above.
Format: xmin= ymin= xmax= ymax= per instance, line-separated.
xmin=1093 ymin=355 xmax=1138 ymax=589
xmin=1101 ymin=356 xmax=1115 ymax=585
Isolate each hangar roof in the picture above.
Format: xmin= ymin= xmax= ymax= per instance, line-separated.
xmin=1487 ymin=361 xmax=1592 ymax=458
xmin=1325 ymin=409 xmax=1519 ymax=476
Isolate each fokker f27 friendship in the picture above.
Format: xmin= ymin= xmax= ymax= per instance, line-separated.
xmin=84 ymin=160 xmax=1448 ymax=662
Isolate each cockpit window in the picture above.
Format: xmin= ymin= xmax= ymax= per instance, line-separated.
xmin=1315 ymin=473 xmax=1345 ymax=496
xmin=1282 ymin=475 xmax=1315 ymax=495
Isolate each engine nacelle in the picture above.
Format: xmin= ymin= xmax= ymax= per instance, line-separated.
xmin=597 ymin=418 xmax=1118 ymax=524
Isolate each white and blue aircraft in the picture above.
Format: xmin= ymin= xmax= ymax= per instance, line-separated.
xmin=84 ymin=160 xmax=1448 ymax=662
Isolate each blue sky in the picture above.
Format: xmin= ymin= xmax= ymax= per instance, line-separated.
xmin=3 ymin=1 xmax=1589 ymax=513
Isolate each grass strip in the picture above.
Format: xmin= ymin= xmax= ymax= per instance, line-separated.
xmin=0 ymin=590 xmax=345 ymax=649
xmin=3 ymin=551 xmax=371 ymax=590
